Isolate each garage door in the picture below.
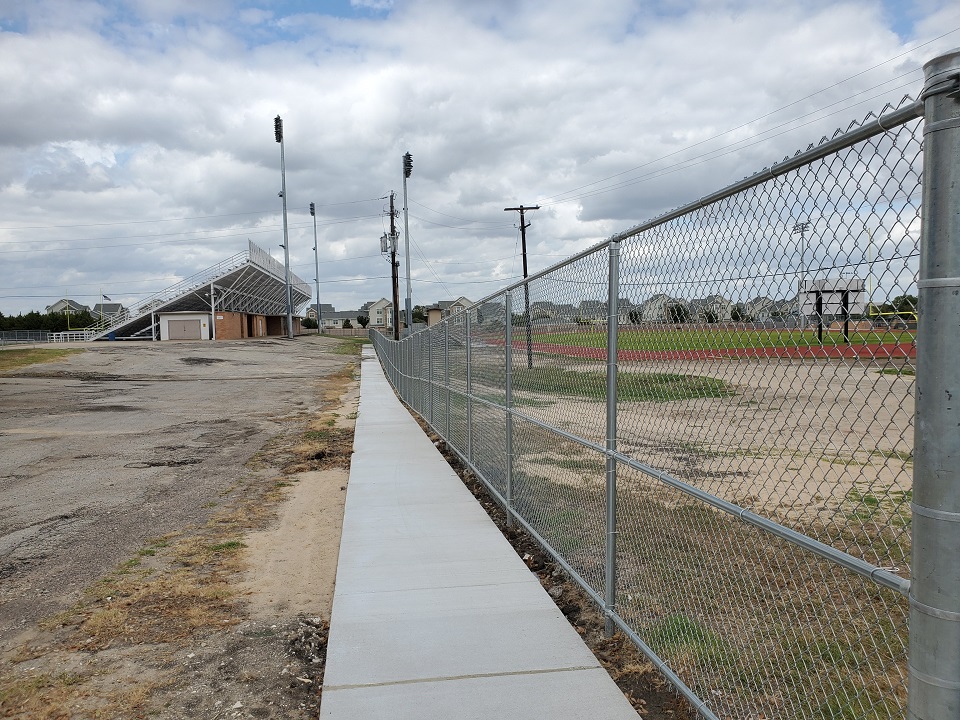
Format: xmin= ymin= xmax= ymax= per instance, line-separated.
xmin=168 ymin=319 xmax=202 ymax=340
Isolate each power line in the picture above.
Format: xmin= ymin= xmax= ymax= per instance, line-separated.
xmin=0 ymin=212 xmax=383 ymax=246
xmin=538 ymin=26 xmax=958 ymax=206
xmin=541 ymin=77 xmax=918 ymax=208
xmin=0 ymin=214 xmax=384 ymax=254
xmin=409 ymin=213 xmax=515 ymax=231
xmin=0 ymin=197 xmax=387 ymax=231
xmin=409 ymin=199 xmax=510 ymax=225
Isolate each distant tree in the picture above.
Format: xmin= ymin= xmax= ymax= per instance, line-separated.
xmin=0 ymin=309 xmax=98 ymax=332
xmin=511 ymin=312 xmax=528 ymax=326
xmin=342 ymin=319 xmax=353 ymax=329
xmin=667 ymin=303 xmax=690 ymax=324
xmin=891 ymin=294 xmax=918 ymax=318
xmin=356 ymin=315 xmax=369 ymax=328
xmin=302 ymin=317 xmax=318 ymax=329
xmin=731 ymin=305 xmax=751 ymax=323
xmin=628 ymin=309 xmax=642 ymax=325
xmin=412 ymin=305 xmax=428 ymax=324
xmin=703 ymin=309 xmax=719 ymax=324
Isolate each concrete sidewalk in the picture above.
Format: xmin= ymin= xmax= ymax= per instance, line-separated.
xmin=320 ymin=347 xmax=639 ymax=719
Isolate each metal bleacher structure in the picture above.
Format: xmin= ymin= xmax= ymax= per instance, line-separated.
xmin=64 ymin=240 xmax=312 ymax=341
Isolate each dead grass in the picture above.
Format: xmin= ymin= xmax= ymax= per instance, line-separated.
xmin=0 ymin=347 xmax=83 ymax=372
xmin=0 ymin=356 xmax=361 ymax=718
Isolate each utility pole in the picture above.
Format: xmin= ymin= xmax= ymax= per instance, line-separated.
xmin=390 ymin=191 xmax=401 ymax=341
xmin=275 ymin=115 xmax=293 ymax=340
xmin=310 ymin=202 xmax=321 ymax=335
xmin=504 ymin=204 xmax=540 ymax=369
xmin=402 ymin=152 xmax=413 ymax=333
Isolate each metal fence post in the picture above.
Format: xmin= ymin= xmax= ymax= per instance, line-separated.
xmin=466 ymin=312 xmax=473 ymax=466
xmin=445 ymin=319 xmax=451 ymax=440
xmin=505 ymin=293 xmax=514 ymax=528
xmin=428 ymin=328 xmax=435 ymax=426
xmin=910 ymin=48 xmax=960 ymax=720
xmin=416 ymin=334 xmax=423 ymax=415
xmin=605 ymin=239 xmax=621 ymax=637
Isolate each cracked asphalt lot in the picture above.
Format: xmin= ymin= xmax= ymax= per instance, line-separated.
xmin=0 ymin=338 xmax=347 ymax=648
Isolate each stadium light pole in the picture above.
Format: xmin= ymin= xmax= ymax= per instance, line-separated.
xmin=310 ymin=202 xmax=321 ymax=335
xmin=276 ymin=115 xmax=293 ymax=340
xmin=402 ymin=152 xmax=413 ymax=333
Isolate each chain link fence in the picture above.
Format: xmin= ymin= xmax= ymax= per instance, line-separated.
xmin=372 ymin=53 xmax=960 ymax=720
xmin=0 ymin=330 xmax=52 ymax=346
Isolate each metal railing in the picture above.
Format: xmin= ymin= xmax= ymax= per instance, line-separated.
xmin=373 ymin=49 xmax=960 ymax=720
xmin=80 ymin=240 xmax=313 ymax=340
xmin=0 ymin=330 xmax=51 ymax=346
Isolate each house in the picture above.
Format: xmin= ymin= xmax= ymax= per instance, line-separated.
xmin=366 ymin=298 xmax=395 ymax=330
xmin=305 ymin=303 xmax=334 ymax=322
xmin=689 ymin=295 xmax=732 ymax=323
xmin=321 ymin=310 xmax=361 ymax=329
xmin=639 ymin=294 xmax=687 ymax=323
xmin=426 ymin=297 xmax=473 ymax=326
xmin=772 ymin=297 xmax=799 ymax=318
xmin=576 ymin=300 xmax=606 ymax=323
xmin=744 ymin=296 xmax=775 ymax=321
xmin=45 ymin=299 xmax=90 ymax=314
xmin=91 ymin=303 xmax=126 ymax=320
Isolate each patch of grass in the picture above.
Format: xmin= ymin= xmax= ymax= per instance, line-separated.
xmin=303 ymin=429 xmax=333 ymax=441
xmin=870 ymin=449 xmax=913 ymax=463
xmin=0 ymin=347 xmax=83 ymax=372
xmin=512 ymin=366 xmax=735 ymax=402
xmin=643 ymin=614 xmax=731 ymax=668
xmin=534 ymin=328 xmax=915 ymax=352
xmin=331 ymin=337 xmax=369 ymax=355
xmin=208 ymin=540 xmax=245 ymax=552
xmin=844 ymin=487 xmax=912 ymax=528
xmin=878 ymin=366 xmax=915 ymax=377
xmin=535 ymin=455 xmax=606 ymax=475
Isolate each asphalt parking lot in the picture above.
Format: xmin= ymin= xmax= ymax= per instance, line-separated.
xmin=0 ymin=337 xmax=348 ymax=648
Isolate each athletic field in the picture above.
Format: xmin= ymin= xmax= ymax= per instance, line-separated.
xmin=515 ymin=327 xmax=916 ymax=360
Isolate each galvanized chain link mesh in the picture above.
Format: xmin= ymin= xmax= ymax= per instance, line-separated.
xmin=371 ymin=99 xmax=921 ymax=720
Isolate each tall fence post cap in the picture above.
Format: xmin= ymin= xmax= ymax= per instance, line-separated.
xmin=923 ymin=47 xmax=960 ymax=87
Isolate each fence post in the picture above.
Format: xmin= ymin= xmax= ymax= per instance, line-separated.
xmin=466 ymin=312 xmax=473 ymax=466
xmin=605 ymin=239 xmax=621 ymax=637
xmin=910 ymin=47 xmax=960 ymax=720
xmin=445 ymin=319 xmax=451 ymax=440
xmin=505 ymin=293 xmax=514 ymax=528
xmin=428 ymin=328 xmax=435 ymax=426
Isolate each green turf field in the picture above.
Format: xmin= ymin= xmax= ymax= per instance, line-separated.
xmin=532 ymin=328 xmax=915 ymax=351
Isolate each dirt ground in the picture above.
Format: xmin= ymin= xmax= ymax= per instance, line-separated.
xmin=0 ymin=336 xmax=360 ymax=719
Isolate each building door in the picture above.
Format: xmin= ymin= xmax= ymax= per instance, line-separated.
xmin=168 ymin=319 xmax=202 ymax=340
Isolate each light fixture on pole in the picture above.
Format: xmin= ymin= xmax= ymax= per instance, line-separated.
xmin=276 ymin=115 xmax=293 ymax=340
xmin=310 ymin=202 xmax=321 ymax=335
xmin=402 ymin=152 xmax=413 ymax=333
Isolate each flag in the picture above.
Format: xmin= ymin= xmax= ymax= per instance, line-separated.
xmin=102 ymin=295 xmax=112 ymax=301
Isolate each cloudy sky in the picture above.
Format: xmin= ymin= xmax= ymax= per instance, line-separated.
xmin=0 ymin=0 xmax=957 ymax=317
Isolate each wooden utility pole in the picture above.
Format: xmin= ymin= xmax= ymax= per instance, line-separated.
xmin=390 ymin=192 xmax=401 ymax=341
xmin=504 ymin=204 xmax=540 ymax=369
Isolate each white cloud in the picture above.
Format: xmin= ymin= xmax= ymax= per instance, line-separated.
xmin=0 ymin=0 xmax=957 ymax=316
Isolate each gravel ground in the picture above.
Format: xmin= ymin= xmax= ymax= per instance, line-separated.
xmin=0 ymin=336 xmax=357 ymax=718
